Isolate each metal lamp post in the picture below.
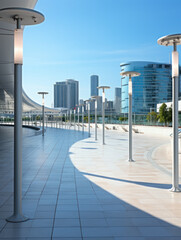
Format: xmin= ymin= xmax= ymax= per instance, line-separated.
xmin=120 ymin=71 xmax=140 ymax=162
xmin=158 ymin=34 xmax=181 ymax=192
xmin=97 ymin=86 xmax=110 ymax=145
xmin=74 ymin=108 xmax=76 ymax=130
xmin=77 ymin=106 xmax=80 ymax=131
xmin=80 ymin=104 xmax=85 ymax=133
xmin=0 ymin=7 xmax=44 ymax=223
xmin=91 ymin=96 xmax=100 ymax=141
xmin=70 ymin=109 xmax=72 ymax=128
xmin=86 ymin=100 xmax=92 ymax=137
xmin=38 ymin=92 xmax=48 ymax=136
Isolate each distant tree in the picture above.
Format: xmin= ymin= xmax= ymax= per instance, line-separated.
xmin=119 ymin=117 xmax=128 ymax=122
xmin=146 ymin=111 xmax=158 ymax=123
xmin=157 ymin=103 xmax=172 ymax=126
xmin=84 ymin=116 xmax=88 ymax=123
xmin=36 ymin=115 xmax=41 ymax=121
xmin=167 ymin=106 xmax=172 ymax=125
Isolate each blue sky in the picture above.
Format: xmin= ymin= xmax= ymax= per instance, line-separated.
xmin=22 ymin=0 xmax=181 ymax=107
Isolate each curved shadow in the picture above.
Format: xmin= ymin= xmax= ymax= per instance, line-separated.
xmin=80 ymin=172 xmax=172 ymax=189
xmin=0 ymin=127 xmax=180 ymax=239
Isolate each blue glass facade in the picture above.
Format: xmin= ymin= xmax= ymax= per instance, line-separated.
xmin=120 ymin=61 xmax=180 ymax=114
xmin=90 ymin=75 xmax=99 ymax=97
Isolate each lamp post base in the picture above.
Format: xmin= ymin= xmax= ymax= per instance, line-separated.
xmin=169 ymin=186 xmax=181 ymax=192
xmin=6 ymin=214 xmax=29 ymax=223
xmin=128 ymin=159 xmax=135 ymax=162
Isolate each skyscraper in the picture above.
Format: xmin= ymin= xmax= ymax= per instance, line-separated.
xmin=90 ymin=75 xmax=99 ymax=97
xmin=114 ymin=88 xmax=121 ymax=114
xmin=54 ymin=79 xmax=79 ymax=109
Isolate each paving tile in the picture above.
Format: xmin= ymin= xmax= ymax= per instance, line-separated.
xmin=31 ymin=219 xmax=54 ymax=228
xmin=0 ymin=228 xmax=30 ymax=238
xmin=80 ymin=218 xmax=108 ymax=227
xmin=110 ymin=226 xmax=142 ymax=237
xmin=80 ymin=211 xmax=105 ymax=219
xmin=53 ymin=238 xmax=82 ymax=240
xmin=55 ymin=210 xmax=79 ymax=219
xmin=138 ymin=226 xmax=173 ymax=237
xmin=82 ymin=227 xmax=112 ymax=237
xmin=28 ymin=227 xmax=52 ymax=238
xmin=52 ymin=227 xmax=82 ymax=238
xmin=83 ymin=238 xmax=114 ymax=240
xmin=54 ymin=218 xmax=80 ymax=227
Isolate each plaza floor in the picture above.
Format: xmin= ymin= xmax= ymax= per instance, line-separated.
xmin=0 ymin=125 xmax=181 ymax=239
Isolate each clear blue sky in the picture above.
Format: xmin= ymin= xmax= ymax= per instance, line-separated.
xmin=22 ymin=0 xmax=181 ymax=107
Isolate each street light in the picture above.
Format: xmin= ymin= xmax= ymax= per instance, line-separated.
xmin=74 ymin=108 xmax=76 ymax=130
xmin=91 ymin=96 xmax=100 ymax=141
xmin=86 ymin=100 xmax=92 ymax=137
xmin=120 ymin=71 xmax=140 ymax=162
xmin=158 ymin=34 xmax=181 ymax=192
xmin=70 ymin=109 xmax=72 ymax=128
xmin=0 ymin=7 xmax=44 ymax=223
xmin=80 ymin=104 xmax=85 ymax=133
xmin=97 ymin=86 xmax=110 ymax=145
xmin=77 ymin=106 xmax=80 ymax=131
xmin=38 ymin=92 xmax=48 ymax=136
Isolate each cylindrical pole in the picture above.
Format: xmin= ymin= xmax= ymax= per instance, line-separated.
xmin=82 ymin=105 xmax=84 ymax=133
xmin=171 ymin=43 xmax=180 ymax=191
xmin=78 ymin=107 xmax=80 ymax=131
xmin=7 ymin=18 xmax=28 ymax=223
xmin=95 ymin=99 xmax=97 ymax=140
xmin=65 ymin=113 xmax=66 ymax=129
xmin=88 ymin=102 xmax=90 ymax=137
xmin=70 ymin=110 xmax=72 ymax=128
xmin=128 ymin=76 xmax=133 ymax=162
xmin=102 ymin=91 xmax=105 ymax=145
xmin=14 ymin=63 xmax=23 ymax=218
xmin=74 ymin=109 xmax=76 ymax=130
xmin=42 ymin=95 xmax=45 ymax=136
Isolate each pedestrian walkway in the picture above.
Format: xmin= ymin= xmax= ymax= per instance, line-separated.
xmin=0 ymin=125 xmax=181 ymax=239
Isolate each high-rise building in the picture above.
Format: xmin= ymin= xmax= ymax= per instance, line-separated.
xmin=114 ymin=88 xmax=121 ymax=114
xmin=90 ymin=75 xmax=99 ymax=97
xmin=120 ymin=61 xmax=181 ymax=114
xmin=54 ymin=79 xmax=79 ymax=109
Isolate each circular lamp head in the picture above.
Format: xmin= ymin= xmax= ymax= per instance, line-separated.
xmin=97 ymin=86 xmax=110 ymax=90
xmin=157 ymin=34 xmax=181 ymax=46
xmin=120 ymin=71 xmax=140 ymax=77
xmin=91 ymin=96 xmax=101 ymax=99
xmin=0 ymin=8 xmax=45 ymax=26
xmin=38 ymin=92 xmax=49 ymax=95
xmin=85 ymin=99 xmax=92 ymax=103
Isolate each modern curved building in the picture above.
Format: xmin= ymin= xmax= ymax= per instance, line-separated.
xmin=0 ymin=0 xmax=58 ymax=114
xmin=120 ymin=61 xmax=180 ymax=114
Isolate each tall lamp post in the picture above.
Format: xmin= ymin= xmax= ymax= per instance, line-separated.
xmin=0 ymin=7 xmax=44 ymax=223
xmin=70 ymin=109 xmax=72 ymax=128
xmin=74 ymin=108 xmax=76 ymax=130
xmin=120 ymin=71 xmax=140 ymax=162
xmin=158 ymin=34 xmax=181 ymax=192
xmin=91 ymin=96 xmax=100 ymax=141
xmin=80 ymin=104 xmax=85 ymax=133
xmin=38 ymin=92 xmax=48 ymax=136
xmin=86 ymin=100 xmax=92 ymax=137
xmin=77 ymin=106 xmax=80 ymax=131
xmin=97 ymin=86 xmax=110 ymax=145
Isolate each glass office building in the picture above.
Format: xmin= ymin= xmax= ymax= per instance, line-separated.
xmin=54 ymin=79 xmax=79 ymax=109
xmin=90 ymin=75 xmax=99 ymax=97
xmin=120 ymin=61 xmax=180 ymax=114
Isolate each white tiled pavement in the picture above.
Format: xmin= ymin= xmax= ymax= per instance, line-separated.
xmin=0 ymin=124 xmax=181 ymax=239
